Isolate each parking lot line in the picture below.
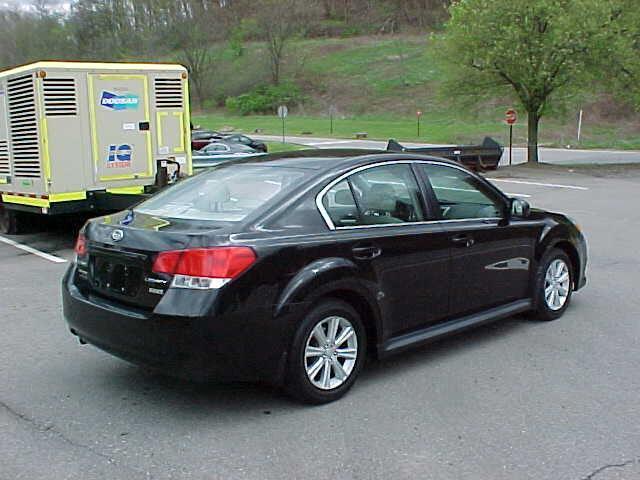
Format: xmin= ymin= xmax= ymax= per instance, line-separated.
xmin=487 ymin=178 xmax=589 ymax=191
xmin=0 ymin=235 xmax=67 ymax=264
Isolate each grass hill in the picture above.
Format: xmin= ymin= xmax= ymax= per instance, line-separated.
xmin=193 ymin=35 xmax=640 ymax=149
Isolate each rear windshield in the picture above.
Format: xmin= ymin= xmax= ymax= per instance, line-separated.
xmin=136 ymin=164 xmax=309 ymax=222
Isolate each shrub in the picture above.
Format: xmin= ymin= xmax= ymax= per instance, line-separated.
xmin=225 ymin=83 xmax=305 ymax=115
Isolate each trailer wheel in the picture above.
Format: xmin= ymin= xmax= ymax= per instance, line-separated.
xmin=0 ymin=204 xmax=18 ymax=235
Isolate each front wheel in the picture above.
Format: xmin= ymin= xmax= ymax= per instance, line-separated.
xmin=285 ymin=299 xmax=366 ymax=404
xmin=531 ymin=249 xmax=573 ymax=321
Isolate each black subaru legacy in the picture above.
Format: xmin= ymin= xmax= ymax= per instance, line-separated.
xmin=62 ymin=151 xmax=587 ymax=403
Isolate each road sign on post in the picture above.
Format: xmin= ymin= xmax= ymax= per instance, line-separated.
xmin=505 ymin=108 xmax=517 ymax=166
xmin=329 ymin=105 xmax=337 ymax=135
xmin=416 ymin=110 xmax=423 ymax=137
xmin=277 ymin=105 xmax=288 ymax=143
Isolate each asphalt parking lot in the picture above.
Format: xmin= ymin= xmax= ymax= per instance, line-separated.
xmin=1 ymin=163 xmax=640 ymax=480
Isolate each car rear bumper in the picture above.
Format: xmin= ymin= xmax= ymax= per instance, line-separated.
xmin=62 ymin=266 xmax=288 ymax=384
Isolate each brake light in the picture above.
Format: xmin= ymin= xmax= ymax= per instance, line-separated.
xmin=152 ymin=247 xmax=256 ymax=290
xmin=74 ymin=233 xmax=87 ymax=257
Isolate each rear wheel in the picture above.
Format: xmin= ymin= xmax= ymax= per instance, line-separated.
xmin=531 ymin=249 xmax=573 ymax=321
xmin=0 ymin=204 xmax=18 ymax=235
xmin=285 ymin=299 xmax=366 ymax=404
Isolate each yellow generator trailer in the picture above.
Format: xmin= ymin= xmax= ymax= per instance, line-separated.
xmin=0 ymin=61 xmax=192 ymax=234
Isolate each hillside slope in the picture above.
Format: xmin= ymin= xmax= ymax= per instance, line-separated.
xmin=195 ymin=35 xmax=640 ymax=149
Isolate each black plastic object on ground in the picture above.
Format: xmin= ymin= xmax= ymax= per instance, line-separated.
xmin=386 ymin=137 xmax=503 ymax=171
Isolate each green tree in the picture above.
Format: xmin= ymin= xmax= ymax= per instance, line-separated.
xmin=255 ymin=0 xmax=318 ymax=85
xmin=607 ymin=1 xmax=640 ymax=110
xmin=438 ymin=0 xmax=616 ymax=162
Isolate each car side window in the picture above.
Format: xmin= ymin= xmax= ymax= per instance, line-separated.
xmin=349 ymin=164 xmax=424 ymax=225
xmin=321 ymin=164 xmax=425 ymax=228
xmin=419 ymin=164 xmax=504 ymax=220
xmin=322 ymin=179 xmax=360 ymax=227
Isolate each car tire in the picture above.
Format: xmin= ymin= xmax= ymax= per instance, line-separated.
xmin=285 ymin=299 xmax=366 ymax=404
xmin=531 ymin=248 xmax=574 ymax=321
xmin=0 ymin=204 xmax=18 ymax=235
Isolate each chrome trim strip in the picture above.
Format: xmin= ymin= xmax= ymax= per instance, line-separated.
xmin=484 ymin=257 xmax=530 ymax=271
xmin=315 ymin=159 xmax=502 ymax=231
xmin=333 ymin=217 xmax=501 ymax=230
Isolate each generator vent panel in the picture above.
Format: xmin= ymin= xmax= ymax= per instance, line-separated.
xmin=7 ymin=74 xmax=40 ymax=178
xmin=0 ymin=140 xmax=9 ymax=176
xmin=43 ymin=78 xmax=78 ymax=117
xmin=154 ymin=78 xmax=183 ymax=109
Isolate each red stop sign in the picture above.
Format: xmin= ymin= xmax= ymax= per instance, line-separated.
xmin=505 ymin=109 xmax=517 ymax=125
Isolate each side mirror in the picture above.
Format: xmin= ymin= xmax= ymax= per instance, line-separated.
xmin=510 ymin=198 xmax=531 ymax=218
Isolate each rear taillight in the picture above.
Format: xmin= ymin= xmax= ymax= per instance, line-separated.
xmin=152 ymin=247 xmax=256 ymax=290
xmin=74 ymin=233 xmax=87 ymax=257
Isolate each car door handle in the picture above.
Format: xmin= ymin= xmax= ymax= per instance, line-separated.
xmin=352 ymin=245 xmax=382 ymax=260
xmin=451 ymin=234 xmax=475 ymax=248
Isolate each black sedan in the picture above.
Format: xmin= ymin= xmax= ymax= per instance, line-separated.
xmin=220 ymin=133 xmax=268 ymax=153
xmin=62 ymin=151 xmax=587 ymax=403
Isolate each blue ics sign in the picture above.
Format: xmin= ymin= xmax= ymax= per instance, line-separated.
xmin=107 ymin=144 xmax=132 ymax=168
xmin=100 ymin=91 xmax=139 ymax=111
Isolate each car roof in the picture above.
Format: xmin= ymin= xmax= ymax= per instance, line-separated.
xmin=236 ymin=148 xmax=465 ymax=171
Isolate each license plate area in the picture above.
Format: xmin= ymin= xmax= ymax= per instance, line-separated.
xmin=90 ymin=253 xmax=143 ymax=298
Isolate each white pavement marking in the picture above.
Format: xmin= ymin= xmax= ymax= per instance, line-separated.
xmin=0 ymin=235 xmax=67 ymax=264
xmin=487 ymin=178 xmax=589 ymax=191
xmin=504 ymin=192 xmax=532 ymax=198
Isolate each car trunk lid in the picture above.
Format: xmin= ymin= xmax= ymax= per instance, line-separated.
xmin=81 ymin=211 xmax=232 ymax=309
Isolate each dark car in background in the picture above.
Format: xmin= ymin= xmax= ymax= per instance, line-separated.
xmin=62 ymin=151 xmax=587 ymax=404
xmin=191 ymin=129 xmax=223 ymax=151
xmin=221 ymin=133 xmax=268 ymax=153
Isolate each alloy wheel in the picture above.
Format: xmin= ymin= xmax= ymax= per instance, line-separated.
xmin=544 ymin=259 xmax=571 ymax=311
xmin=304 ymin=315 xmax=358 ymax=390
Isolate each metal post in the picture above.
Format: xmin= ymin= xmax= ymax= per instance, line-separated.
xmin=330 ymin=113 xmax=333 ymax=135
xmin=417 ymin=115 xmax=420 ymax=137
xmin=509 ymin=124 xmax=513 ymax=166
xmin=282 ymin=116 xmax=285 ymax=144
xmin=577 ymin=109 xmax=583 ymax=144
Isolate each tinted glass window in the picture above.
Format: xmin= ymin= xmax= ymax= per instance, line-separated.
xmin=273 ymin=195 xmax=327 ymax=230
xmin=322 ymin=179 xmax=359 ymax=227
xmin=420 ymin=164 xmax=504 ymax=220
xmin=321 ymin=164 xmax=425 ymax=227
xmin=136 ymin=165 xmax=307 ymax=222
xmin=349 ymin=164 xmax=424 ymax=225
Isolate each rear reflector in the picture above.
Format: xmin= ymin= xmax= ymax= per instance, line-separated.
xmin=171 ymin=275 xmax=230 ymax=290
xmin=152 ymin=247 xmax=256 ymax=289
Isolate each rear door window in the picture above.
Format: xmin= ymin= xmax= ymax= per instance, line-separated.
xmin=349 ymin=164 xmax=425 ymax=225
xmin=321 ymin=164 xmax=425 ymax=227
xmin=321 ymin=179 xmax=359 ymax=227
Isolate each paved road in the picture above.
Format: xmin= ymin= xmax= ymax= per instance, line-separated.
xmin=257 ymin=134 xmax=640 ymax=166
xmin=1 ymin=165 xmax=640 ymax=479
